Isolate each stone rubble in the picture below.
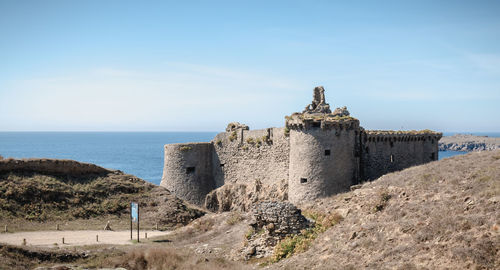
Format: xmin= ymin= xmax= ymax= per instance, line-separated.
xmin=241 ymin=201 xmax=312 ymax=259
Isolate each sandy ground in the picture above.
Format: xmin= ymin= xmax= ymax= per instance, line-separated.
xmin=0 ymin=230 xmax=171 ymax=247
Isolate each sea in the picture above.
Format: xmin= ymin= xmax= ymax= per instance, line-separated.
xmin=0 ymin=131 xmax=498 ymax=185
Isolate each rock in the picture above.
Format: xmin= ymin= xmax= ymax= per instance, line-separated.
xmin=241 ymin=201 xmax=312 ymax=260
xmin=438 ymin=135 xmax=500 ymax=152
xmin=226 ymin=122 xmax=249 ymax=132
xmin=302 ymin=86 xmax=332 ymax=114
xmin=332 ymin=106 xmax=350 ymax=117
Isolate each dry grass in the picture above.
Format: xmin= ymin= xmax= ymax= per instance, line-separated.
xmin=105 ymin=247 xmax=239 ymax=270
xmin=275 ymin=150 xmax=500 ymax=269
xmin=226 ymin=212 xmax=243 ymax=225
xmin=0 ymin=170 xmax=204 ymax=231
xmin=271 ymin=211 xmax=343 ymax=262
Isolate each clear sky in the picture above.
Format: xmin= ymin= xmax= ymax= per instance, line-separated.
xmin=1 ymin=0 xmax=499 ymax=132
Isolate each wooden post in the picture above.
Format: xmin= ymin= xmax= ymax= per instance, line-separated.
xmin=145 ymin=232 xmax=147 ymax=239
xmin=137 ymin=204 xmax=140 ymax=243
xmin=56 ymin=224 xmax=59 ymax=231
xmin=130 ymin=203 xmax=133 ymax=240
xmin=22 ymin=238 xmax=26 ymax=245
xmin=62 ymin=237 xmax=65 ymax=244
xmin=155 ymin=223 xmax=158 ymax=230
xmin=4 ymin=225 xmax=7 ymax=233
xmin=96 ymin=235 xmax=99 ymax=242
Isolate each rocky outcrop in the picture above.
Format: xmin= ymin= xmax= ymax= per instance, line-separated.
xmin=204 ymin=179 xmax=288 ymax=212
xmin=0 ymin=158 xmax=112 ymax=177
xmin=439 ymin=135 xmax=500 ymax=152
xmin=242 ymin=201 xmax=311 ymax=259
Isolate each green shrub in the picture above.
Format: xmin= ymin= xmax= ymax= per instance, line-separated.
xmin=229 ymin=131 xmax=237 ymax=142
xmin=272 ymin=211 xmax=343 ymax=262
xmin=179 ymin=146 xmax=192 ymax=151
xmin=373 ymin=191 xmax=391 ymax=212
xmin=226 ymin=212 xmax=242 ymax=225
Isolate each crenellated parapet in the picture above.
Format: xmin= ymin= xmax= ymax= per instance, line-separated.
xmin=286 ymin=113 xmax=360 ymax=131
xmin=363 ymin=130 xmax=442 ymax=143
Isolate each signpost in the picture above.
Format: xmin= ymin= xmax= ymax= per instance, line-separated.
xmin=130 ymin=202 xmax=139 ymax=242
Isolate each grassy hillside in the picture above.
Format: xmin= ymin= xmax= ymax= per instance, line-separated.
xmin=275 ymin=150 xmax=500 ymax=269
xmin=0 ymin=159 xmax=204 ymax=231
xmin=1 ymin=151 xmax=498 ymax=269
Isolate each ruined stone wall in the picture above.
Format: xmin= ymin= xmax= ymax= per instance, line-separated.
xmin=161 ymin=142 xmax=215 ymax=205
xmin=211 ymin=127 xmax=290 ymax=188
xmin=288 ymin=121 xmax=360 ymax=204
xmin=361 ymin=132 xmax=441 ymax=181
xmin=242 ymin=201 xmax=311 ymax=259
xmin=0 ymin=158 xmax=112 ymax=177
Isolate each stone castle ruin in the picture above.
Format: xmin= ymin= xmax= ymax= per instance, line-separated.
xmin=161 ymin=86 xmax=442 ymax=208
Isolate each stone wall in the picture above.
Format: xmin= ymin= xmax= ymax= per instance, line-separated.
xmin=0 ymin=158 xmax=112 ymax=177
xmin=161 ymin=142 xmax=215 ymax=205
xmin=361 ymin=132 xmax=441 ymax=181
xmin=287 ymin=118 xmax=360 ymax=204
xmin=211 ymin=127 xmax=290 ymax=188
xmin=161 ymin=127 xmax=290 ymax=206
xmin=243 ymin=201 xmax=311 ymax=259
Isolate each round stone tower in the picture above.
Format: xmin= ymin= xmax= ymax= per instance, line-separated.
xmin=160 ymin=142 xmax=215 ymax=206
xmin=287 ymin=87 xmax=361 ymax=204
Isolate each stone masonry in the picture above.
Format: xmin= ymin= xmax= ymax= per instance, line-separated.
xmin=242 ymin=201 xmax=312 ymax=259
xmin=161 ymin=86 xmax=442 ymax=207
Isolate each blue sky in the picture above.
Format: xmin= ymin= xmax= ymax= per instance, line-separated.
xmin=1 ymin=0 xmax=499 ymax=132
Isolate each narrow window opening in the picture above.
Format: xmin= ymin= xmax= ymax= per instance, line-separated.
xmin=431 ymin=152 xmax=436 ymax=161
xmin=220 ymin=163 xmax=225 ymax=168
xmin=312 ymin=122 xmax=321 ymax=128
xmin=324 ymin=149 xmax=331 ymax=156
xmin=390 ymin=154 xmax=394 ymax=163
xmin=390 ymin=141 xmax=394 ymax=147
xmin=186 ymin=167 xmax=195 ymax=174
xmin=300 ymin=178 xmax=307 ymax=184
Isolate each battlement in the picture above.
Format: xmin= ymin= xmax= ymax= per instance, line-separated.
xmin=363 ymin=130 xmax=443 ymax=142
xmin=286 ymin=113 xmax=359 ymax=130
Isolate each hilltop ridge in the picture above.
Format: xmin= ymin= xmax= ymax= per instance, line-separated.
xmin=0 ymin=158 xmax=204 ymax=231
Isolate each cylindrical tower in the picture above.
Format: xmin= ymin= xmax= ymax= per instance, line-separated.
xmin=287 ymin=113 xmax=360 ymax=204
xmin=160 ymin=142 xmax=215 ymax=206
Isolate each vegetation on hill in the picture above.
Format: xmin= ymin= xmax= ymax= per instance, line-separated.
xmin=1 ymin=151 xmax=499 ymax=269
xmin=276 ymin=150 xmax=500 ymax=269
xmin=0 ymin=159 xmax=204 ymax=231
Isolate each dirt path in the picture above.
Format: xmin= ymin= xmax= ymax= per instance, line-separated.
xmin=0 ymin=230 xmax=171 ymax=247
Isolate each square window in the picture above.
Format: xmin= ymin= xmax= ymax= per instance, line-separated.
xmin=300 ymin=178 xmax=307 ymax=184
xmin=186 ymin=167 xmax=195 ymax=174
xmin=324 ymin=149 xmax=331 ymax=156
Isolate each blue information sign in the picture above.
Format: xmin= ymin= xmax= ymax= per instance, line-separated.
xmin=131 ymin=202 xmax=138 ymax=223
